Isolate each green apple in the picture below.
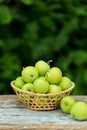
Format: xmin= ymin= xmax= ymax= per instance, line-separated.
xmin=38 ymin=76 xmax=46 ymax=80
xmin=33 ymin=77 xmax=50 ymax=94
xmin=48 ymin=85 xmax=62 ymax=94
xmin=59 ymin=77 xmax=72 ymax=90
xmin=22 ymin=66 xmax=39 ymax=83
xmin=35 ymin=60 xmax=50 ymax=76
xmin=22 ymin=83 xmax=33 ymax=92
xmin=46 ymin=67 xmax=62 ymax=84
xmin=15 ymin=76 xmax=25 ymax=89
xmin=70 ymin=101 xmax=87 ymax=120
xmin=60 ymin=96 xmax=76 ymax=114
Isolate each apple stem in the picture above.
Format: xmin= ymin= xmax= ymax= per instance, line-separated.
xmin=47 ymin=60 xmax=53 ymax=65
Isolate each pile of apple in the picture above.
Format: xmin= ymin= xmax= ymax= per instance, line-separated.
xmin=14 ymin=60 xmax=87 ymax=121
xmin=14 ymin=60 xmax=73 ymax=94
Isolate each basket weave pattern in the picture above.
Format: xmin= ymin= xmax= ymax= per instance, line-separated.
xmin=11 ymin=81 xmax=75 ymax=110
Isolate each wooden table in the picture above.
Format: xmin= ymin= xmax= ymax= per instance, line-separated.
xmin=0 ymin=95 xmax=87 ymax=130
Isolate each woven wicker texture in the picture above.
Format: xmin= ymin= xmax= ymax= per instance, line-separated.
xmin=11 ymin=81 xmax=75 ymax=110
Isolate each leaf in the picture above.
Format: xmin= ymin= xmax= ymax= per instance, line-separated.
xmin=49 ymin=4 xmax=62 ymax=10
xmin=20 ymin=0 xmax=33 ymax=5
xmin=0 ymin=5 xmax=12 ymax=24
xmin=69 ymin=50 xmax=87 ymax=66
xmin=53 ymin=17 xmax=78 ymax=51
xmin=34 ymin=0 xmax=49 ymax=13
xmin=0 ymin=40 xmax=4 ymax=47
xmin=74 ymin=7 xmax=87 ymax=16
xmin=0 ymin=53 xmax=21 ymax=79
xmin=0 ymin=0 xmax=4 ymax=3
xmin=51 ymin=12 xmax=67 ymax=22
xmin=40 ymin=16 xmax=55 ymax=31
xmin=24 ymin=22 xmax=39 ymax=41
xmin=84 ymin=69 xmax=87 ymax=84
xmin=32 ymin=37 xmax=55 ymax=59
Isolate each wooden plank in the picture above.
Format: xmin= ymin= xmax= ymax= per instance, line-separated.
xmin=0 ymin=95 xmax=87 ymax=130
xmin=0 ymin=124 xmax=87 ymax=130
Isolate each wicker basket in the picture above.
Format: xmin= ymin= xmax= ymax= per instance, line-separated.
xmin=11 ymin=81 xmax=75 ymax=110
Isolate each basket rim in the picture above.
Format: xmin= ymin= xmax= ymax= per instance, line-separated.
xmin=10 ymin=80 xmax=75 ymax=96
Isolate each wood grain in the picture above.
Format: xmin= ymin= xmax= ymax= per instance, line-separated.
xmin=0 ymin=95 xmax=87 ymax=130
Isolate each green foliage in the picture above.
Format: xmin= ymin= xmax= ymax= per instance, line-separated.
xmin=20 ymin=0 xmax=33 ymax=5
xmin=0 ymin=5 xmax=12 ymax=24
xmin=0 ymin=0 xmax=87 ymax=95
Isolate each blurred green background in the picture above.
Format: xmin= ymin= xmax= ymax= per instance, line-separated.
xmin=0 ymin=0 xmax=87 ymax=95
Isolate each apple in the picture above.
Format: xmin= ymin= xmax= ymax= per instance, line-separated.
xmin=15 ymin=76 xmax=25 ymax=89
xmin=35 ymin=60 xmax=50 ymax=76
xmin=33 ymin=77 xmax=50 ymax=94
xmin=60 ymin=96 xmax=76 ymax=114
xmin=38 ymin=76 xmax=46 ymax=80
xmin=48 ymin=85 xmax=62 ymax=94
xmin=22 ymin=83 xmax=34 ymax=92
xmin=46 ymin=67 xmax=62 ymax=84
xmin=70 ymin=101 xmax=87 ymax=120
xmin=22 ymin=66 xmax=39 ymax=83
xmin=59 ymin=77 xmax=72 ymax=90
